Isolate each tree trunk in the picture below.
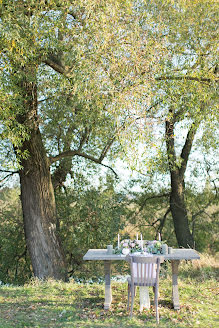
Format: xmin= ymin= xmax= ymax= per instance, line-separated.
xmin=170 ymin=171 xmax=194 ymax=248
xmin=16 ymin=65 xmax=68 ymax=280
xmin=165 ymin=115 xmax=195 ymax=248
xmin=19 ymin=131 xmax=68 ymax=280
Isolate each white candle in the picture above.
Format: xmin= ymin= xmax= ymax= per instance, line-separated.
xmin=136 ymin=233 xmax=138 ymax=241
xmin=118 ymin=234 xmax=120 ymax=248
xmin=140 ymin=234 xmax=143 ymax=250
xmin=158 ymin=233 xmax=161 ymax=241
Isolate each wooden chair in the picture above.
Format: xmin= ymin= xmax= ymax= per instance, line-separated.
xmin=126 ymin=255 xmax=163 ymax=323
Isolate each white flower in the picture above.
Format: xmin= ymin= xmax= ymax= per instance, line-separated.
xmin=122 ymin=248 xmax=130 ymax=255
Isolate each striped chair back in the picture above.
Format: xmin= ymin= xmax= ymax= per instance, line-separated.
xmin=130 ymin=256 xmax=162 ymax=287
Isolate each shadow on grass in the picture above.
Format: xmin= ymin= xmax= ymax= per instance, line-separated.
xmin=159 ymin=299 xmax=173 ymax=308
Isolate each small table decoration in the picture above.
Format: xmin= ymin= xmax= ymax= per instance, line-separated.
xmin=147 ymin=240 xmax=163 ymax=254
xmin=115 ymin=238 xmax=167 ymax=255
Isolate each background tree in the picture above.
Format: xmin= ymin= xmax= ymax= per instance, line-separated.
xmin=160 ymin=0 xmax=218 ymax=247
xmin=157 ymin=0 xmax=218 ymax=247
xmin=120 ymin=0 xmax=218 ymax=248
xmin=126 ymin=172 xmax=218 ymax=252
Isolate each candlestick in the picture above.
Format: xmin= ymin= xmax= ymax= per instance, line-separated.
xmin=158 ymin=233 xmax=161 ymax=241
xmin=140 ymin=234 xmax=143 ymax=250
xmin=136 ymin=233 xmax=138 ymax=241
xmin=118 ymin=234 xmax=120 ymax=248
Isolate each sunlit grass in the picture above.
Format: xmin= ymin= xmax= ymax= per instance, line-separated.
xmin=0 ymin=257 xmax=218 ymax=328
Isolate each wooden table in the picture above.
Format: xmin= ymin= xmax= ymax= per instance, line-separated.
xmin=83 ymin=248 xmax=200 ymax=310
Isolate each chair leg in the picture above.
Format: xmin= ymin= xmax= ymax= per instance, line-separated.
xmin=130 ymin=286 xmax=135 ymax=317
xmin=154 ymin=287 xmax=159 ymax=324
xmin=127 ymin=284 xmax=130 ymax=311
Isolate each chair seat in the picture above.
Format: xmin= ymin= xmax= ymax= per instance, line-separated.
xmin=127 ymin=276 xmax=156 ymax=286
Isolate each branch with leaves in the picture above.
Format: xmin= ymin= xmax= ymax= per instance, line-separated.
xmin=0 ymin=170 xmax=19 ymax=184
xmin=156 ymin=76 xmax=218 ymax=84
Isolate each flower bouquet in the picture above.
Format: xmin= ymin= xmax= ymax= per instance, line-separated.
xmin=115 ymin=239 xmax=142 ymax=255
xmin=146 ymin=240 xmax=162 ymax=254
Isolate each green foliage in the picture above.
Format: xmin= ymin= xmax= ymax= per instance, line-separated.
xmin=55 ymin=175 xmax=129 ymax=278
xmin=0 ymin=0 xmax=161 ymax=168
xmin=0 ymin=177 xmax=129 ymax=283
xmin=0 ymin=188 xmax=32 ymax=284
xmin=185 ymin=186 xmax=219 ymax=253
xmin=0 ymin=179 xmax=217 ymax=284
xmin=117 ymin=0 xmax=218 ymax=173
xmin=127 ymin=179 xmax=218 ymax=253
xmin=0 ymin=173 xmax=129 ymax=283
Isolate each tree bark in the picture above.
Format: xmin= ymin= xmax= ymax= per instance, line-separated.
xmin=170 ymin=171 xmax=194 ymax=248
xmin=19 ymin=132 xmax=68 ymax=280
xmin=16 ymin=65 xmax=68 ymax=280
xmin=165 ymin=115 xmax=195 ymax=248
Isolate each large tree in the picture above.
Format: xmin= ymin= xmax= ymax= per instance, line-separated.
xmin=0 ymin=0 xmax=164 ymax=279
xmin=0 ymin=0 xmax=129 ymax=280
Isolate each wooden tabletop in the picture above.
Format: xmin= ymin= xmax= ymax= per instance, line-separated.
xmin=83 ymin=248 xmax=200 ymax=261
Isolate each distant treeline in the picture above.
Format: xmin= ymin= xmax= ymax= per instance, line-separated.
xmin=0 ymin=181 xmax=218 ymax=285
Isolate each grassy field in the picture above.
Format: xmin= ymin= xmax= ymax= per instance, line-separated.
xmin=0 ymin=255 xmax=218 ymax=328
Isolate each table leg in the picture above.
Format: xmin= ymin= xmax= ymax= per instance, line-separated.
xmin=139 ymin=286 xmax=150 ymax=311
xmin=171 ymin=260 xmax=180 ymax=310
xmin=104 ymin=261 xmax=112 ymax=310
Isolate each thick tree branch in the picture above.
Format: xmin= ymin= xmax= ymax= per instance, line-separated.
xmin=0 ymin=170 xmax=19 ymax=184
xmin=50 ymin=150 xmax=118 ymax=178
xmin=173 ymin=107 xmax=185 ymax=122
xmin=179 ymin=122 xmax=198 ymax=178
xmin=138 ymin=193 xmax=170 ymax=213
xmin=0 ymin=169 xmax=18 ymax=173
xmin=44 ymin=58 xmax=67 ymax=75
xmin=99 ymin=137 xmax=116 ymax=162
xmin=78 ymin=127 xmax=91 ymax=152
xmin=158 ymin=207 xmax=171 ymax=234
xmin=38 ymin=97 xmax=54 ymax=103
xmin=97 ymin=162 xmax=118 ymax=178
xmin=165 ymin=111 xmax=177 ymax=170
xmin=127 ymin=192 xmax=170 ymax=230
xmin=43 ymin=50 xmax=74 ymax=77
xmin=50 ymin=121 xmax=124 ymax=181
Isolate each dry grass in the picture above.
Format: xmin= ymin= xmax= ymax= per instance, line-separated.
xmin=192 ymin=253 xmax=219 ymax=269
